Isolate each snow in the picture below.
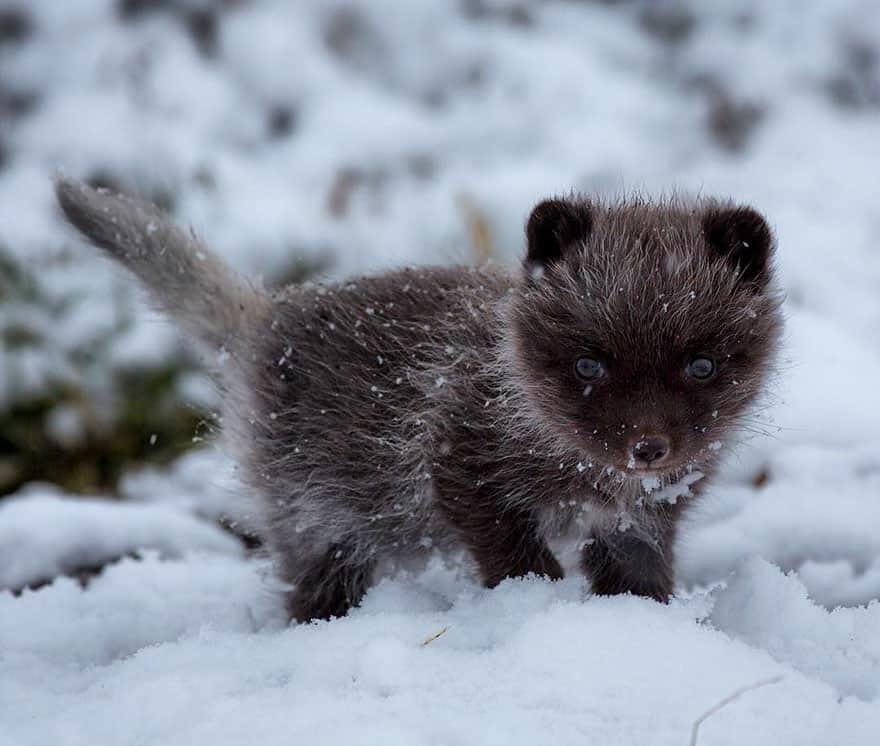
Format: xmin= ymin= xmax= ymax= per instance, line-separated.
xmin=713 ymin=558 xmax=880 ymax=701
xmin=3 ymin=0 xmax=880 ymax=743
xmin=4 ymin=553 xmax=880 ymax=746
xmin=0 ymin=485 xmax=241 ymax=591
xmin=644 ymin=470 xmax=705 ymax=504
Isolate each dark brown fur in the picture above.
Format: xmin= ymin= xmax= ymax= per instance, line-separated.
xmin=55 ymin=178 xmax=783 ymax=621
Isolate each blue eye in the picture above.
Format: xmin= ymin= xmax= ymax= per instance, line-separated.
xmin=574 ymin=357 xmax=604 ymax=381
xmin=686 ymin=356 xmax=716 ymax=380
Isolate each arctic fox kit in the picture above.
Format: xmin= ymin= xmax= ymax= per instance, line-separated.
xmin=55 ymin=177 xmax=782 ymax=621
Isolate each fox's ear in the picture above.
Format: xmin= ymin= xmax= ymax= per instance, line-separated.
xmin=524 ymin=199 xmax=593 ymax=276
xmin=702 ymin=205 xmax=774 ymax=285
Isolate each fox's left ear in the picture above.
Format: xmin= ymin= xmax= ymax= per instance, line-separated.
xmin=524 ymin=198 xmax=593 ymax=277
xmin=702 ymin=205 xmax=775 ymax=285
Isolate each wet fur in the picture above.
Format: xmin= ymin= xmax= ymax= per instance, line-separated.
xmin=55 ymin=178 xmax=783 ymax=621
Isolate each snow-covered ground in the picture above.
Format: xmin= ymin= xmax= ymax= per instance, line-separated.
xmin=2 ymin=1 xmax=880 ymax=743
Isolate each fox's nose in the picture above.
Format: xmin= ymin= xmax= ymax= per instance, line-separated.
xmin=631 ymin=436 xmax=671 ymax=468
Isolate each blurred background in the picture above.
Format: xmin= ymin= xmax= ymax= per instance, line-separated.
xmin=1 ymin=0 xmax=879 ymax=604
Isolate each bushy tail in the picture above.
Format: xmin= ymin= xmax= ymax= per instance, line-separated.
xmin=54 ymin=176 xmax=269 ymax=353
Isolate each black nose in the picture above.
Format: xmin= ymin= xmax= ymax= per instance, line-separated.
xmin=631 ymin=436 xmax=671 ymax=467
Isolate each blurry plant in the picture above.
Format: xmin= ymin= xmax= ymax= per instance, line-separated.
xmin=0 ymin=82 xmax=39 ymax=170
xmin=0 ymin=369 xmax=208 ymax=497
xmin=326 ymin=154 xmax=435 ymax=220
xmin=0 ymin=85 xmax=38 ymax=121
xmin=683 ymin=74 xmax=766 ymax=154
xmin=326 ymin=165 xmax=391 ymax=218
xmin=460 ymin=0 xmax=534 ymax=28
xmin=638 ymin=2 xmax=695 ymax=46
xmin=115 ymin=0 xmax=245 ymax=59
xmin=182 ymin=6 xmax=219 ymax=58
xmin=272 ymin=251 xmax=334 ymax=288
xmin=0 ymin=245 xmax=207 ymax=497
xmin=0 ymin=6 xmax=32 ymax=48
xmin=457 ymin=193 xmax=496 ymax=265
xmin=0 ymin=247 xmax=40 ymax=303
xmin=323 ymin=5 xmax=388 ymax=75
xmin=827 ymin=35 xmax=880 ymax=109
xmin=706 ymin=91 xmax=765 ymax=153
xmin=266 ymin=103 xmax=298 ymax=140
xmin=0 ymin=4 xmax=38 ymax=171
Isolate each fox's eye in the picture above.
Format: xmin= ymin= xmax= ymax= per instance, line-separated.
xmin=685 ymin=356 xmax=716 ymax=380
xmin=574 ymin=357 xmax=605 ymax=381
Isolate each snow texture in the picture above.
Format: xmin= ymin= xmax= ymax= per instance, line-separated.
xmin=0 ymin=485 xmax=241 ymax=591
xmin=2 ymin=0 xmax=880 ymax=743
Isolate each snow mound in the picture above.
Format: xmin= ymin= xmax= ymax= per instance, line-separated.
xmin=712 ymin=558 xmax=880 ymax=701
xmin=0 ymin=485 xmax=241 ymax=591
xmin=3 ymin=555 xmax=880 ymax=746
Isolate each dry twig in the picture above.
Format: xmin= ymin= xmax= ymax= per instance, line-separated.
xmin=420 ymin=626 xmax=450 ymax=647
xmin=690 ymin=675 xmax=784 ymax=745
xmin=456 ymin=193 xmax=494 ymax=264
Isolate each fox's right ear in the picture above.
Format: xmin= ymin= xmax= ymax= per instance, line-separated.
xmin=702 ymin=205 xmax=775 ymax=287
xmin=524 ymin=199 xmax=593 ymax=277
